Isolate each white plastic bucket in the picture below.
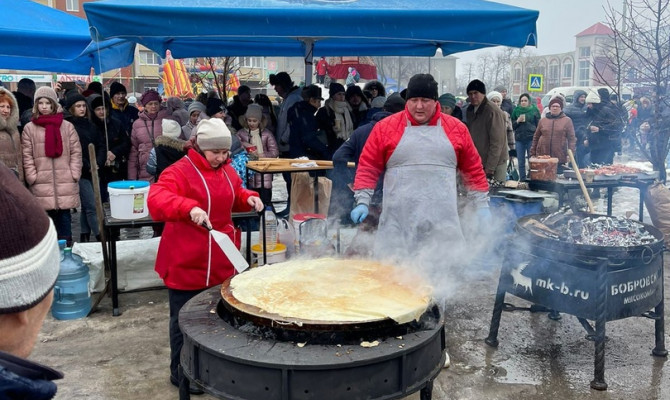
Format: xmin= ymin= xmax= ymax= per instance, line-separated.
xmin=108 ymin=181 xmax=150 ymax=220
xmin=251 ymin=243 xmax=287 ymax=266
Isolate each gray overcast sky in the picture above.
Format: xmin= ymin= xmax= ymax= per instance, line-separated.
xmin=455 ymin=0 xmax=621 ymax=74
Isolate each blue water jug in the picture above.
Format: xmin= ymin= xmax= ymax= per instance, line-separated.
xmin=52 ymin=247 xmax=91 ymax=320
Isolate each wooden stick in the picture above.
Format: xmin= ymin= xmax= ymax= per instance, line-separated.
xmin=88 ymin=144 xmax=112 ymax=314
xmin=567 ymin=149 xmax=595 ymax=214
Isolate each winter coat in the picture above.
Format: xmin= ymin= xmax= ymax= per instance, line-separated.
xmin=155 ymin=135 xmax=187 ymax=179
xmin=564 ymin=90 xmax=589 ymax=144
xmin=128 ymin=108 xmax=170 ymax=182
xmin=530 ymin=112 xmax=576 ymax=164
xmin=316 ymin=59 xmax=329 ymax=76
xmin=22 ymin=118 xmax=82 ymax=210
xmin=587 ymin=102 xmax=625 ymax=152
xmin=287 ymin=101 xmax=331 ymax=160
xmin=354 ymin=103 xmax=488 ymax=194
xmin=466 ymin=98 xmax=508 ymax=175
xmin=511 ymin=105 xmax=541 ymax=143
xmin=0 ymin=350 xmax=62 ymax=400
xmin=92 ymin=114 xmax=130 ymax=182
xmin=66 ymin=115 xmax=106 ymax=181
xmin=331 ymin=111 xmax=390 ymax=216
xmin=148 ymin=148 xmax=258 ymax=291
xmin=110 ymin=101 xmax=139 ymax=136
xmin=276 ymin=86 xmax=303 ymax=153
xmin=315 ymin=98 xmax=355 ymax=151
xmin=236 ymin=128 xmax=279 ymax=188
xmin=0 ymin=87 xmax=23 ymax=182
xmin=501 ymin=98 xmax=515 ymax=116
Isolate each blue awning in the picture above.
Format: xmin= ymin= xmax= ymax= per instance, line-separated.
xmin=0 ymin=0 xmax=134 ymax=74
xmin=84 ymin=0 xmax=538 ymax=58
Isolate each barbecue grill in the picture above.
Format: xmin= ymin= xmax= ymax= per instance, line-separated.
xmin=177 ymin=284 xmax=445 ymax=400
xmin=486 ymin=213 xmax=667 ymax=390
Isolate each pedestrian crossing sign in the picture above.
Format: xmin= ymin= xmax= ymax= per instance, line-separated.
xmin=528 ymin=74 xmax=543 ymax=92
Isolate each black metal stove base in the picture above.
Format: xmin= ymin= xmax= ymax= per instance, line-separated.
xmin=179 ymin=287 xmax=446 ymax=400
xmin=485 ymin=266 xmax=667 ymax=391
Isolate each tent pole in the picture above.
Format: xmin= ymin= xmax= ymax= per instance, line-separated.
xmin=302 ymin=38 xmax=314 ymax=85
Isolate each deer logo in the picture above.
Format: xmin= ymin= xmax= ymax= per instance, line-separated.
xmin=510 ymin=262 xmax=533 ymax=295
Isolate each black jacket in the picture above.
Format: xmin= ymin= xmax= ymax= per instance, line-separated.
xmin=154 ymin=135 xmax=187 ymax=179
xmin=0 ymin=350 xmax=62 ymax=400
xmin=227 ymin=96 xmax=248 ymax=131
xmin=66 ymin=115 xmax=106 ymax=180
xmin=287 ymin=101 xmax=331 ymax=160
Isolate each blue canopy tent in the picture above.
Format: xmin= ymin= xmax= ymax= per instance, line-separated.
xmin=84 ymin=0 xmax=537 ymax=83
xmin=0 ymin=0 xmax=135 ymax=74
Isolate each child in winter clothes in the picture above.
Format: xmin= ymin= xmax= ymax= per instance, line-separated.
xmin=236 ymin=104 xmax=278 ymax=205
xmin=22 ymin=86 xmax=82 ymax=245
xmin=147 ymin=119 xmax=189 ymax=180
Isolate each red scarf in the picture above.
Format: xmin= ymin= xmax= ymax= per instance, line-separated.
xmin=33 ymin=113 xmax=64 ymax=158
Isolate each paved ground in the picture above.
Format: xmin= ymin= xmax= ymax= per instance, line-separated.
xmin=31 ymin=260 xmax=670 ymax=400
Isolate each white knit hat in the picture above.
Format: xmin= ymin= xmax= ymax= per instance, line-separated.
xmin=486 ymin=91 xmax=502 ymax=102
xmin=0 ymin=165 xmax=60 ymax=314
xmin=161 ymin=119 xmax=182 ymax=138
xmin=196 ymin=118 xmax=232 ymax=150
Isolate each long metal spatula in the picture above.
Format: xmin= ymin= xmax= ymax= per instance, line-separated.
xmin=201 ymin=222 xmax=249 ymax=273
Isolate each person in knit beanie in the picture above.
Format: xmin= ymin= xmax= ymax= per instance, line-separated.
xmin=22 ymin=86 xmax=82 ymax=245
xmin=128 ymin=89 xmax=169 ymax=183
xmin=465 ymin=78 xmax=508 ymax=181
xmin=147 ymin=117 xmax=262 ymax=394
xmin=0 ymin=164 xmax=63 ymax=398
xmin=236 ymin=103 xmax=278 ymax=204
xmin=108 ymin=81 xmax=139 ymax=136
xmin=182 ymin=101 xmax=205 ymax=140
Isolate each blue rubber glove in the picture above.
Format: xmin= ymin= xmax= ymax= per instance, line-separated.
xmin=350 ymin=204 xmax=369 ymax=224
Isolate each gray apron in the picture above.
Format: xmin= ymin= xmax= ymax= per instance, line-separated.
xmin=374 ymin=119 xmax=465 ymax=263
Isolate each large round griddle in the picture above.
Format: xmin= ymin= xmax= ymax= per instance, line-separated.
xmin=220 ymin=276 xmax=416 ymax=333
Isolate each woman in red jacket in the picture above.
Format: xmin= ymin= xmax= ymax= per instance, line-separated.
xmin=148 ymin=118 xmax=263 ymax=394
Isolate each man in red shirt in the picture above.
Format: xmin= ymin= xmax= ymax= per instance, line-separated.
xmin=315 ymin=57 xmax=329 ymax=84
xmin=351 ymin=73 xmax=490 ymax=260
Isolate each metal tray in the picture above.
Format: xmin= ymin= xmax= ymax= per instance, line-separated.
xmin=563 ymin=169 xmax=621 ymax=181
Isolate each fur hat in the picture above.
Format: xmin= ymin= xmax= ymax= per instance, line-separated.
xmin=206 ymin=98 xmax=225 ymax=117
xmin=549 ymin=97 xmax=564 ymax=109
xmin=161 ymin=119 xmax=182 ymax=138
xmin=406 ymin=74 xmax=439 ymax=100
xmin=329 ymin=82 xmax=346 ymax=97
xmin=196 ymin=118 xmax=232 ymax=150
xmin=486 ymin=91 xmax=503 ymax=102
xmin=438 ymin=93 xmax=457 ymax=109
xmin=109 ymin=82 xmax=127 ymax=98
xmin=141 ymin=90 xmax=161 ymax=106
xmin=65 ymin=92 xmax=87 ymax=111
xmin=0 ymin=164 xmax=60 ymax=314
xmin=244 ymin=103 xmax=263 ymax=121
xmin=187 ymin=101 xmax=206 ymax=116
xmin=466 ymin=79 xmax=486 ymax=95
xmin=383 ymin=93 xmax=406 ymax=113
xmin=34 ymin=86 xmax=58 ymax=104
